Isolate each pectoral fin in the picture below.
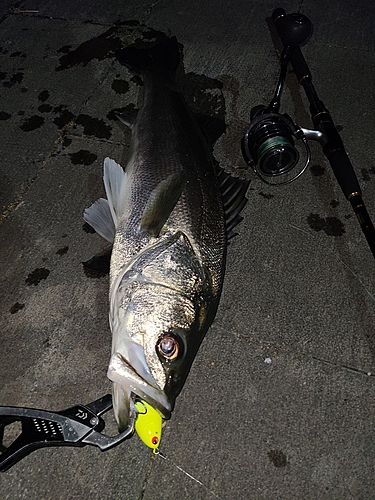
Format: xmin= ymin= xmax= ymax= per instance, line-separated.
xmin=140 ymin=172 xmax=185 ymax=237
xmin=115 ymin=110 xmax=137 ymax=129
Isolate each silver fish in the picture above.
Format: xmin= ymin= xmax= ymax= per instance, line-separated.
xmin=84 ymin=37 xmax=249 ymax=430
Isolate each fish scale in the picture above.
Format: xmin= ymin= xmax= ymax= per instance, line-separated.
xmin=117 ymin=68 xmax=226 ymax=283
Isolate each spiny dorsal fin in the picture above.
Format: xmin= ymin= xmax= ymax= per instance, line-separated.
xmin=140 ymin=172 xmax=186 ymax=237
xmin=216 ymin=166 xmax=250 ymax=240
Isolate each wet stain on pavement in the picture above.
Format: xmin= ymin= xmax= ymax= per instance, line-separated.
xmin=133 ymin=26 xmax=168 ymax=42
xmin=107 ymin=103 xmax=137 ymax=122
xmin=268 ymin=449 xmax=288 ymax=468
xmin=38 ymin=90 xmax=50 ymax=102
xmin=0 ymin=111 xmax=11 ymax=120
xmin=330 ymin=199 xmax=339 ymax=208
xmin=61 ymin=136 xmax=72 ymax=148
xmin=57 ymin=45 xmax=72 ymax=54
xmin=307 ymin=213 xmax=345 ymax=236
xmin=178 ymin=72 xmax=225 ymax=120
xmin=38 ymin=103 xmax=53 ymax=113
xmin=9 ymin=302 xmax=25 ymax=314
xmin=20 ymin=115 xmax=45 ymax=131
xmin=310 ymin=164 xmax=325 ymax=176
xmin=82 ymin=265 xmax=108 ymax=279
xmin=111 ymin=78 xmax=129 ymax=94
xmin=69 ymin=150 xmax=98 ymax=165
xmin=53 ymin=108 xmax=75 ymax=129
xmin=75 ymin=114 xmax=111 ymax=139
xmin=2 ymin=72 xmax=24 ymax=88
xmin=56 ymin=246 xmax=69 ymax=256
xmin=11 ymin=73 xmax=24 ymax=84
xmin=259 ymin=192 xmax=274 ymax=199
xmin=361 ymin=167 xmax=375 ymax=181
xmin=55 ymin=26 xmax=123 ymax=71
xmin=10 ymin=51 xmax=27 ymax=59
xmin=25 ymin=268 xmax=50 ymax=286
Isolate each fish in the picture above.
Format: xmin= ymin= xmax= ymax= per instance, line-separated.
xmin=84 ymin=36 xmax=249 ymax=431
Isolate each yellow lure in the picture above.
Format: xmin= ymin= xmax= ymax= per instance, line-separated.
xmin=134 ymin=400 xmax=163 ymax=452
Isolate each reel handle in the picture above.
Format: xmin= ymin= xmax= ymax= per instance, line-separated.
xmin=272 ymin=8 xmax=312 ymax=48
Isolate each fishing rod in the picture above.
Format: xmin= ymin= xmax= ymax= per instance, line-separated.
xmin=241 ymin=8 xmax=375 ymax=258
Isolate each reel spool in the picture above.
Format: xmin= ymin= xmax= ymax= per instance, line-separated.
xmin=241 ymin=106 xmax=311 ymax=186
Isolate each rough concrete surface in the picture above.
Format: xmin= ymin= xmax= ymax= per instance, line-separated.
xmin=1 ymin=0 xmax=374 ymax=498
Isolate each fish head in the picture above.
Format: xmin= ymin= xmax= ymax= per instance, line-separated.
xmin=107 ymin=231 xmax=212 ymax=431
xmin=108 ymin=285 xmax=206 ymax=430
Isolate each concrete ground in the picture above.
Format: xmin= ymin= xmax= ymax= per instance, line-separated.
xmin=1 ymin=0 xmax=375 ymax=498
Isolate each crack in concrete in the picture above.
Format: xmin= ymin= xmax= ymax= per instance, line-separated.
xmin=0 ymin=135 xmax=65 ymax=224
xmin=339 ymin=257 xmax=375 ymax=303
xmin=288 ymin=221 xmax=375 ymax=307
xmin=0 ymin=61 xmax=122 ymax=225
xmin=156 ymin=451 xmax=222 ymax=499
xmin=212 ymin=326 xmax=374 ymax=377
xmin=145 ymin=0 xmax=162 ymax=17
xmin=137 ymin=452 xmax=156 ymax=500
xmin=0 ymin=13 xmax=158 ymax=225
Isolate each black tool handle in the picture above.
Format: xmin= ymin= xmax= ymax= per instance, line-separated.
xmin=0 ymin=404 xmax=103 ymax=472
xmin=0 ymin=414 xmax=77 ymax=472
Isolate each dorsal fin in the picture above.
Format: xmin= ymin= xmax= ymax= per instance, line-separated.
xmin=216 ymin=166 xmax=250 ymax=240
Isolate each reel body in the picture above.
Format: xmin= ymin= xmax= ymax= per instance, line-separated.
xmin=241 ymin=106 xmax=311 ymax=185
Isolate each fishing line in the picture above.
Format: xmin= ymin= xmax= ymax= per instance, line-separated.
xmin=155 ymin=450 xmax=221 ymax=499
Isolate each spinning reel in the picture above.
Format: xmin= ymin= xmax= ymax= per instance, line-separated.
xmin=241 ymin=9 xmax=375 ymax=256
xmin=241 ymin=11 xmax=317 ymax=185
xmin=241 ymin=106 xmax=309 ymax=185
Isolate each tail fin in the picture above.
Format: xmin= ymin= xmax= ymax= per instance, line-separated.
xmin=116 ymin=36 xmax=180 ymax=74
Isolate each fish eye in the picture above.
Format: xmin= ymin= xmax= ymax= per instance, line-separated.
xmin=157 ymin=333 xmax=181 ymax=361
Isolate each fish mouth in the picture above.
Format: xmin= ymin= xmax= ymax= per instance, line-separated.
xmin=107 ymin=347 xmax=171 ymax=430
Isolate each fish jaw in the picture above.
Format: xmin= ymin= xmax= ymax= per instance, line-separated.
xmin=108 ymin=351 xmax=171 ymax=430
